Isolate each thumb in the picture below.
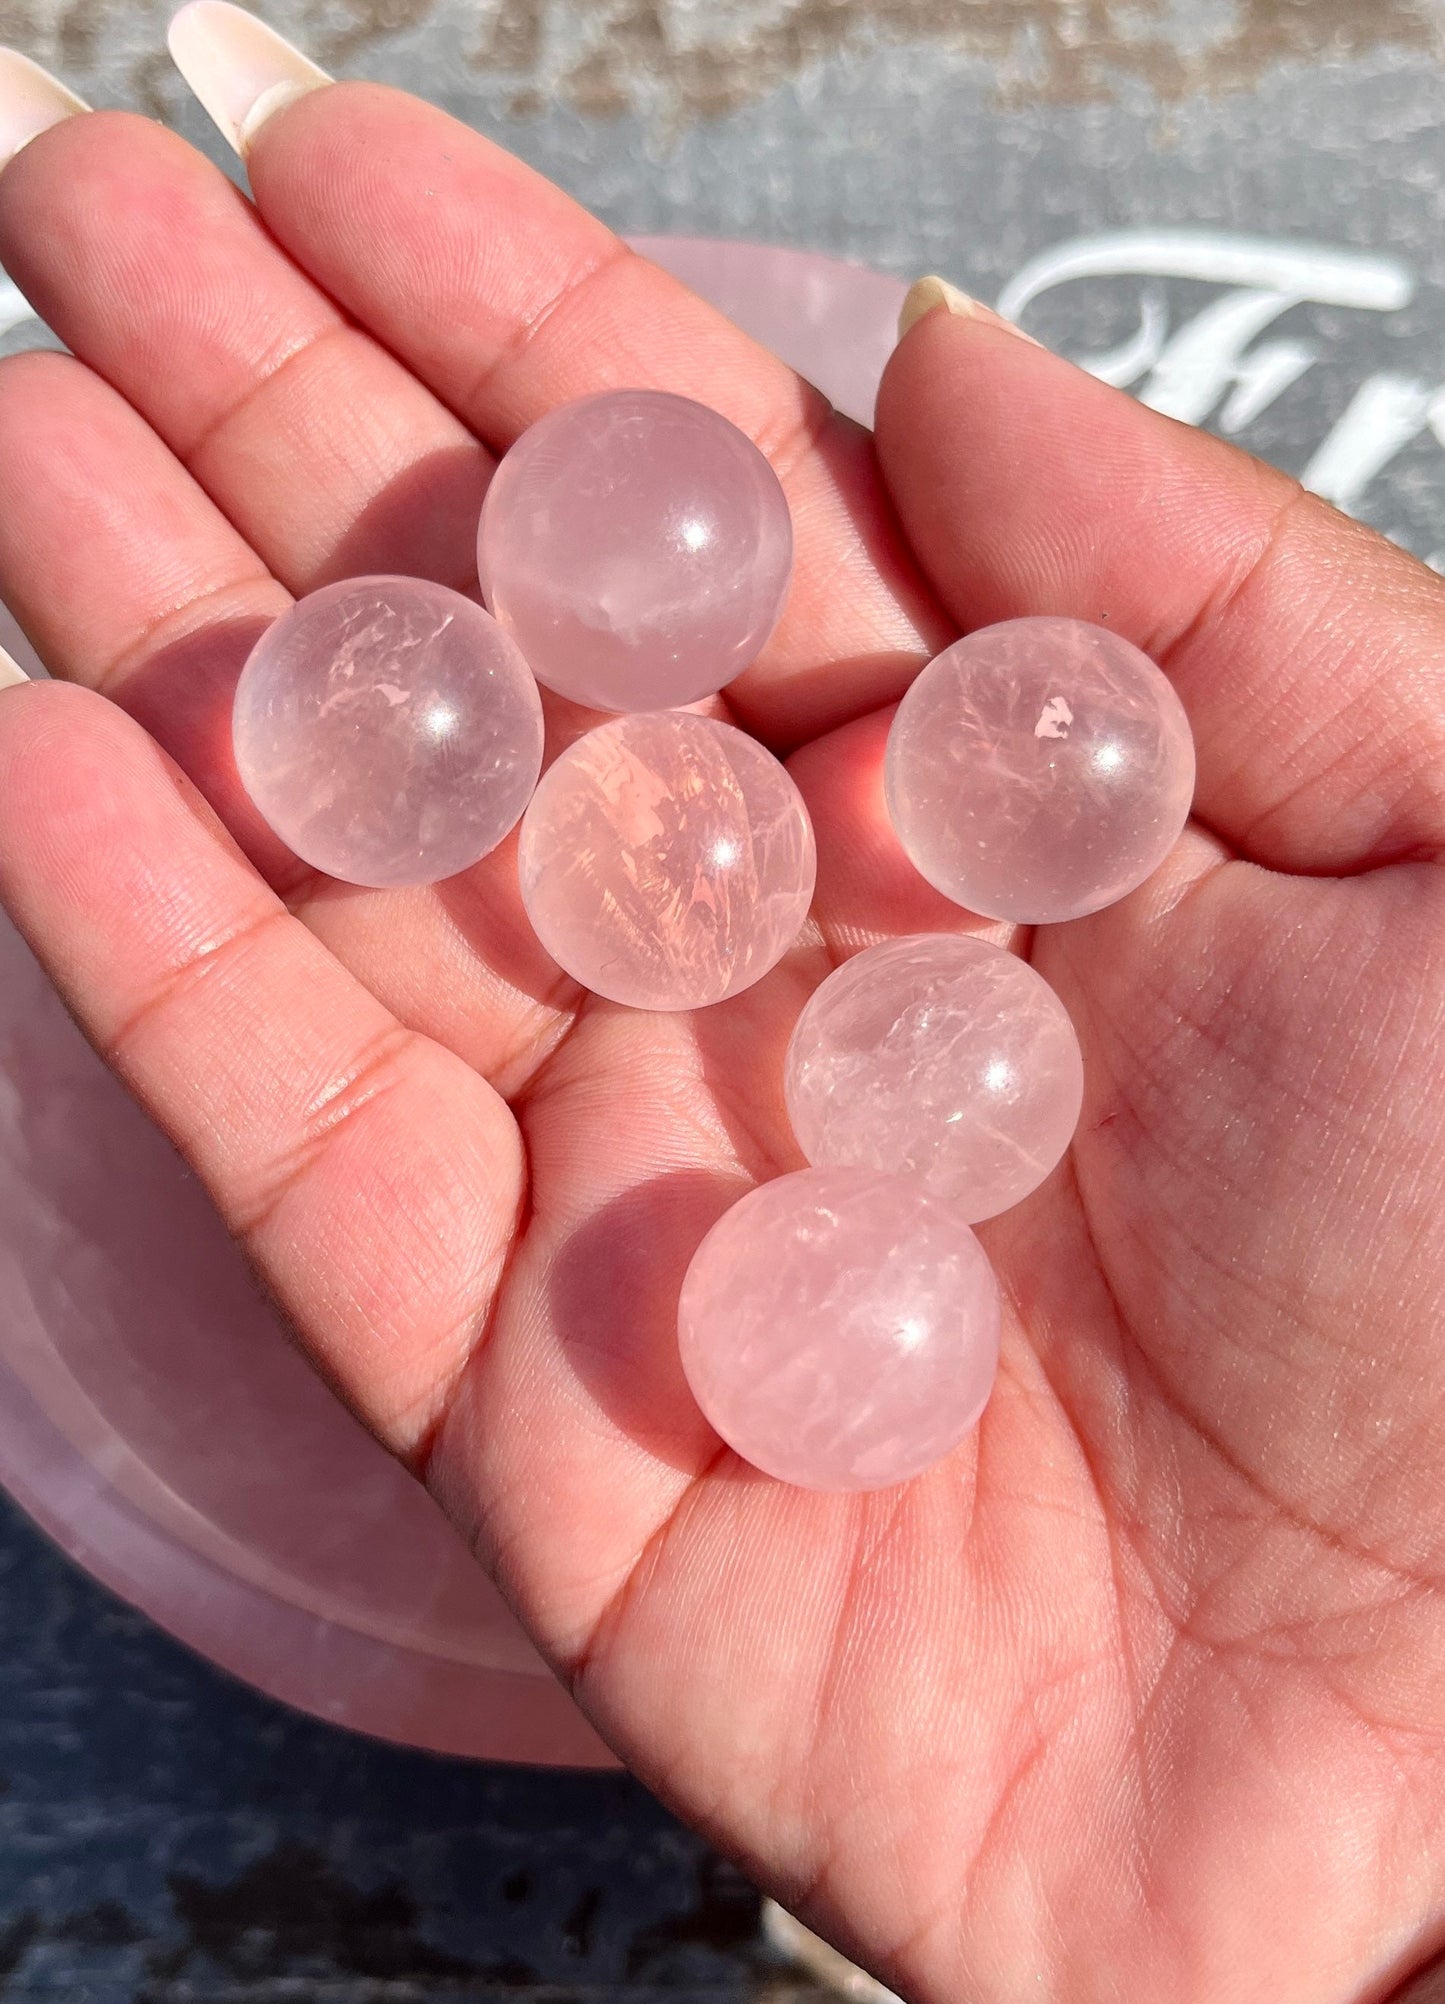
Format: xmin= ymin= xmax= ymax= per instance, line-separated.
xmin=875 ymin=278 xmax=1445 ymax=876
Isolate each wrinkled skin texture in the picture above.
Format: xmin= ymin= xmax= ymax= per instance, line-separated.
xmin=0 ymin=78 xmax=1443 ymax=2004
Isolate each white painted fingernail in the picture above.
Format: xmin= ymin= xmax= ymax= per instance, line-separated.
xmin=167 ymin=2 xmax=330 ymax=158
xmin=0 ymin=48 xmax=89 ymax=173
xmin=897 ymin=275 xmax=1044 ymax=348
xmin=0 ymin=643 xmax=30 ymax=689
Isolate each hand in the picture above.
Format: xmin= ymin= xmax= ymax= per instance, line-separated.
xmin=1 ymin=29 xmax=1444 ymax=2004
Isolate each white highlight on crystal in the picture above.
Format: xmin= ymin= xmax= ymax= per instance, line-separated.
xmin=1035 ymin=696 xmax=1073 ymax=739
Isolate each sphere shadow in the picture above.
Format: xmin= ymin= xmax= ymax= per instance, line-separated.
xmin=309 ymin=447 xmax=624 ymax=1017
xmin=111 ymin=435 xmax=499 ymax=880
xmin=115 ymin=608 xmax=572 ymax=1021
xmin=115 ymin=611 xmax=296 ymax=883
xmin=541 ymin=951 xmax=830 ymax=1479
xmin=546 ymin=1166 xmax=749 ymax=1477
xmin=104 ymin=434 xmax=585 ymax=1021
xmin=310 ymin=437 xmax=491 ymax=605
xmin=687 ymin=962 xmax=815 ymax=1186
xmin=725 ymin=419 xmax=954 ymax=751
xmin=787 ymin=705 xmax=1015 ymax=955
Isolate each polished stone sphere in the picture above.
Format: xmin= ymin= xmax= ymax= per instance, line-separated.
xmin=232 ymin=576 xmax=544 ymax=889
xmin=476 ymin=389 xmax=794 ymax=712
xmin=885 ymin=617 xmax=1196 ymax=923
xmin=518 ymin=711 xmax=815 ymax=1010
xmin=785 ymin=933 xmax=1084 ymax=1220
xmin=678 ymin=1167 xmax=1001 ymax=1491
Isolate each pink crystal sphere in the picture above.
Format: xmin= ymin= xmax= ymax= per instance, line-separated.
xmin=476 ymin=390 xmax=794 ymax=712
xmin=678 ymin=1167 xmax=1001 ymax=1491
xmin=232 ymin=576 xmax=544 ymax=889
xmin=885 ymin=617 xmax=1196 ymax=923
xmin=785 ymin=934 xmax=1084 ymax=1221
xmin=518 ymin=711 xmax=816 ymax=1010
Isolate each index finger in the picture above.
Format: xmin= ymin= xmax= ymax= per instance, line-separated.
xmin=166 ymin=4 xmax=945 ymax=743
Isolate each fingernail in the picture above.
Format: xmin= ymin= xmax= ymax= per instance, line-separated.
xmin=0 ymin=643 xmax=30 ymax=690
xmin=897 ymin=275 xmax=1044 ymax=348
xmin=167 ymin=2 xmax=330 ymax=158
xmin=0 ymin=48 xmax=89 ymax=173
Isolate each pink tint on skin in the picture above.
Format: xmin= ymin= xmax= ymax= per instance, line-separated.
xmin=518 ymin=711 xmax=816 ymax=1011
xmin=232 ymin=576 xmax=544 ymax=889
xmin=885 ymin=617 xmax=1196 ymax=924
xmin=0 ymin=243 xmax=939 ymax=1762
xmin=678 ymin=1167 xmax=1001 ymax=1492
xmin=476 ymin=389 xmax=794 ymax=713
xmin=785 ymin=933 xmax=1085 ymax=1221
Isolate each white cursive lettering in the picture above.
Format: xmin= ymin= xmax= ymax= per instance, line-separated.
xmin=996 ymin=229 xmax=1439 ymax=534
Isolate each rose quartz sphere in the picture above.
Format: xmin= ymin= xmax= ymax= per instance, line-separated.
xmin=476 ymin=389 xmax=793 ymax=712
xmin=678 ymin=1167 xmax=1001 ymax=1491
xmin=518 ymin=711 xmax=816 ymax=1010
xmin=785 ymin=934 xmax=1084 ymax=1221
xmin=232 ymin=576 xmax=544 ymax=889
xmin=885 ymin=617 xmax=1196 ymax=923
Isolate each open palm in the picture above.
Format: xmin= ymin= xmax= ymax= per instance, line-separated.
xmin=1 ymin=55 xmax=1444 ymax=2004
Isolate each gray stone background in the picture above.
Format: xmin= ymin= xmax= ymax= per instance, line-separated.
xmin=0 ymin=1 xmax=1444 ymax=1997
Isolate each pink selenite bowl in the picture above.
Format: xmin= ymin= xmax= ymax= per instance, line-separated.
xmin=0 ymin=240 xmax=906 ymax=1765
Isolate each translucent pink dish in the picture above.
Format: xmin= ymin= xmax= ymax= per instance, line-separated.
xmin=0 ymin=239 xmax=908 ymax=1766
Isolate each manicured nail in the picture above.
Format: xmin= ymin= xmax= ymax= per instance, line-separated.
xmin=0 ymin=643 xmax=30 ymax=690
xmin=0 ymin=48 xmax=89 ymax=172
xmin=897 ymin=275 xmax=1044 ymax=348
xmin=167 ymin=1 xmax=330 ymax=158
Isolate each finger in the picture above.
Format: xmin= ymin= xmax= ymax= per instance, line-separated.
xmin=196 ymin=51 xmax=944 ymax=741
xmin=876 ymin=298 xmax=1445 ymax=873
xmin=0 ymin=349 xmax=290 ymax=849
xmin=0 ymin=680 xmax=523 ymax=1456
xmin=0 ymin=349 xmax=575 ymax=1084
xmin=0 ymin=105 xmax=492 ymax=597
xmin=787 ymin=707 xmax=1020 ymax=959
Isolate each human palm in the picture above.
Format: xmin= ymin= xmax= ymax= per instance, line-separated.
xmin=1 ymin=59 xmax=1444 ymax=2004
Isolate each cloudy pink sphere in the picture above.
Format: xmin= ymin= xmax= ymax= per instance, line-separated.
xmin=518 ymin=711 xmax=816 ymax=1010
xmin=885 ymin=617 xmax=1196 ymax=923
xmin=785 ymin=934 xmax=1084 ymax=1221
xmin=477 ymin=389 xmax=793 ymax=712
xmin=678 ymin=1167 xmax=1001 ymax=1491
xmin=232 ymin=576 xmax=544 ymax=889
